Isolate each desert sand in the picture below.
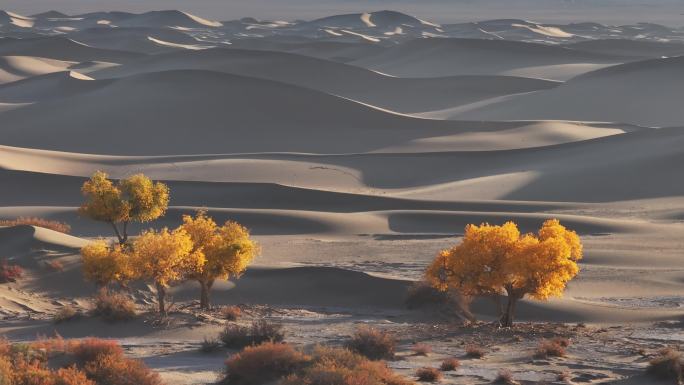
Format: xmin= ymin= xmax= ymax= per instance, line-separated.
xmin=1 ymin=8 xmax=683 ymax=385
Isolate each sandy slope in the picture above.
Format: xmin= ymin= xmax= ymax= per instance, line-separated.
xmin=0 ymin=55 xmax=74 ymax=84
xmin=446 ymin=56 xmax=684 ymax=127
xmin=0 ymin=35 xmax=144 ymax=62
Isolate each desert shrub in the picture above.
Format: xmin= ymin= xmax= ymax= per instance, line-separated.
xmin=493 ymin=369 xmax=516 ymax=384
xmin=92 ymin=289 xmax=136 ymax=322
xmin=199 ymin=337 xmax=222 ymax=353
xmin=71 ymin=338 xmax=124 ymax=364
xmin=53 ymin=366 xmax=96 ymax=385
xmin=221 ymin=306 xmax=242 ymax=321
xmin=411 ymin=343 xmax=432 ymax=356
xmin=83 ymin=352 xmax=163 ymax=385
xmin=465 ymin=344 xmax=486 ymax=359
xmin=416 ymin=367 xmax=442 ymax=382
xmin=220 ymin=320 xmax=284 ymax=349
xmin=345 ymin=326 xmax=396 ymax=360
xmin=0 ymin=258 xmax=22 ymax=283
xmin=556 ymin=370 xmax=571 ymax=382
xmin=647 ymin=348 xmax=684 ymax=382
xmin=439 ymin=358 xmax=460 ymax=371
xmin=0 ymin=217 xmax=71 ymax=234
xmin=0 ymin=356 xmax=13 ymax=385
xmin=54 ymin=306 xmax=81 ymax=324
xmin=47 ymin=260 xmax=66 ymax=272
xmin=223 ymin=342 xmax=308 ymax=384
xmin=534 ymin=338 xmax=569 ymax=359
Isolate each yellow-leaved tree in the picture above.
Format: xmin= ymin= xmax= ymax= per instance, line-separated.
xmin=426 ymin=219 xmax=582 ymax=327
xmin=180 ymin=211 xmax=259 ymax=309
xmin=81 ymin=240 xmax=133 ymax=287
xmin=131 ymin=228 xmax=205 ymax=315
xmin=79 ymin=171 xmax=170 ymax=245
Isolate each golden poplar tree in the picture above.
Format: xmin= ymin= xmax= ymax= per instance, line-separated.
xmin=81 ymin=240 xmax=133 ymax=287
xmin=79 ymin=171 xmax=169 ymax=245
xmin=131 ymin=228 xmax=204 ymax=315
xmin=426 ymin=219 xmax=582 ymax=327
xmin=180 ymin=211 xmax=259 ymax=309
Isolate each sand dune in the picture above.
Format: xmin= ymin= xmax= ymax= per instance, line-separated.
xmin=0 ymin=35 xmax=144 ymax=63
xmin=0 ymin=55 xmax=75 ymax=84
xmin=567 ymin=39 xmax=684 ymax=59
xmin=448 ymin=56 xmax=684 ymax=127
xmin=66 ymin=27 xmax=211 ymax=54
xmin=0 ymin=71 xmax=110 ymax=102
xmin=352 ymin=38 xmax=626 ymax=80
xmin=115 ymin=10 xmax=222 ymax=28
xmin=92 ymin=48 xmax=558 ymax=113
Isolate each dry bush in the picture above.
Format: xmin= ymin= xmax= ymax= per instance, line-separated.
xmin=439 ymin=358 xmax=460 ymax=371
xmin=222 ymin=342 xmax=308 ymax=385
xmin=647 ymin=348 xmax=684 ymax=382
xmin=54 ymin=306 xmax=81 ymax=324
xmin=199 ymin=337 xmax=222 ymax=353
xmin=0 ymin=258 xmax=23 ymax=283
xmin=47 ymin=260 xmax=66 ymax=272
xmin=534 ymin=338 xmax=569 ymax=359
xmin=221 ymin=306 xmax=241 ymax=321
xmin=92 ymin=289 xmax=136 ymax=322
xmin=493 ymin=369 xmax=516 ymax=384
xmin=0 ymin=217 xmax=71 ymax=233
xmin=416 ymin=367 xmax=442 ymax=382
xmin=71 ymin=338 xmax=124 ymax=364
xmin=465 ymin=344 xmax=486 ymax=359
xmin=220 ymin=320 xmax=284 ymax=349
xmin=53 ymin=366 xmax=96 ymax=385
xmin=345 ymin=326 xmax=396 ymax=360
xmin=411 ymin=343 xmax=432 ymax=356
xmin=83 ymin=352 xmax=163 ymax=385
xmin=556 ymin=370 xmax=571 ymax=382
xmin=280 ymin=345 xmax=415 ymax=385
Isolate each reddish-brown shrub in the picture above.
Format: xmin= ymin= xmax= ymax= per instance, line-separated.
xmin=219 ymin=320 xmax=284 ymax=349
xmin=556 ymin=370 xmax=571 ymax=382
xmin=0 ymin=356 xmax=13 ymax=385
xmin=345 ymin=326 xmax=396 ymax=360
xmin=465 ymin=344 xmax=486 ymax=359
xmin=71 ymin=338 xmax=124 ymax=364
xmin=92 ymin=289 xmax=136 ymax=322
xmin=83 ymin=352 xmax=163 ymax=385
xmin=439 ymin=358 xmax=460 ymax=371
xmin=493 ymin=369 xmax=516 ymax=384
xmin=0 ymin=258 xmax=23 ymax=283
xmin=53 ymin=366 xmax=96 ymax=385
xmin=0 ymin=217 xmax=71 ymax=233
xmin=534 ymin=338 xmax=569 ymax=359
xmin=223 ymin=342 xmax=308 ymax=384
xmin=411 ymin=343 xmax=432 ymax=356
xmin=221 ymin=306 xmax=242 ymax=321
xmin=647 ymin=348 xmax=684 ymax=382
xmin=54 ymin=306 xmax=81 ymax=324
xmin=416 ymin=367 xmax=442 ymax=382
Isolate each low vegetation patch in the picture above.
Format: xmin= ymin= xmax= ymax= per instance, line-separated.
xmin=0 ymin=258 xmax=22 ymax=283
xmin=0 ymin=337 xmax=162 ymax=385
xmin=345 ymin=326 xmax=396 ymax=360
xmin=220 ymin=320 xmax=284 ymax=349
xmin=46 ymin=259 xmax=65 ymax=272
xmin=465 ymin=344 xmax=486 ymax=359
xmin=221 ymin=306 xmax=242 ymax=321
xmin=646 ymin=348 xmax=684 ymax=383
xmin=200 ymin=337 xmax=222 ymax=353
xmin=222 ymin=343 xmax=415 ymax=385
xmin=91 ymin=289 xmax=136 ymax=322
xmin=411 ymin=343 xmax=432 ymax=356
xmin=493 ymin=369 xmax=517 ymax=385
xmin=534 ymin=337 xmax=570 ymax=358
xmin=440 ymin=358 xmax=460 ymax=371
xmin=54 ymin=305 xmax=81 ymax=323
xmin=416 ymin=367 xmax=442 ymax=382
xmin=0 ymin=217 xmax=71 ymax=233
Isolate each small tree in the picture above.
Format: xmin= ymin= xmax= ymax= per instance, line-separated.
xmin=180 ymin=211 xmax=258 ymax=309
xmin=131 ymin=228 xmax=204 ymax=316
xmin=426 ymin=219 xmax=582 ymax=327
xmin=81 ymin=240 xmax=133 ymax=287
xmin=79 ymin=171 xmax=169 ymax=245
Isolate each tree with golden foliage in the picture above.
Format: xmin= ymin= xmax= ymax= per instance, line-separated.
xmin=131 ymin=228 xmax=204 ymax=315
xmin=426 ymin=219 xmax=582 ymax=327
xmin=81 ymin=240 xmax=133 ymax=287
xmin=180 ymin=211 xmax=259 ymax=309
xmin=79 ymin=171 xmax=169 ymax=245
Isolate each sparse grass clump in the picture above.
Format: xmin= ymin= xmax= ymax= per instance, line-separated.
xmin=221 ymin=306 xmax=242 ymax=321
xmin=0 ymin=217 xmax=71 ymax=233
xmin=411 ymin=343 xmax=432 ymax=356
xmin=646 ymin=348 xmax=684 ymax=382
xmin=54 ymin=305 xmax=81 ymax=323
xmin=0 ymin=258 xmax=22 ymax=283
xmin=440 ymin=358 xmax=460 ymax=371
xmin=493 ymin=369 xmax=516 ymax=384
xmin=416 ymin=367 xmax=442 ymax=382
xmin=200 ymin=337 xmax=222 ymax=353
xmin=534 ymin=337 xmax=570 ymax=359
xmin=92 ymin=289 xmax=136 ymax=322
xmin=465 ymin=344 xmax=486 ymax=359
xmin=220 ymin=320 xmax=284 ymax=349
xmin=223 ymin=342 xmax=308 ymax=385
xmin=345 ymin=326 xmax=396 ymax=360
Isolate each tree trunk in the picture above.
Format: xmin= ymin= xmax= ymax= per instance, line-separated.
xmin=110 ymin=222 xmax=125 ymax=245
xmin=121 ymin=221 xmax=128 ymax=244
xmin=500 ymin=295 xmax=518 ymax=328
xmin=156 ymin=283 xmax=167 ymax=316
xmin=199 ymin=279 xmax=215 ymax=310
